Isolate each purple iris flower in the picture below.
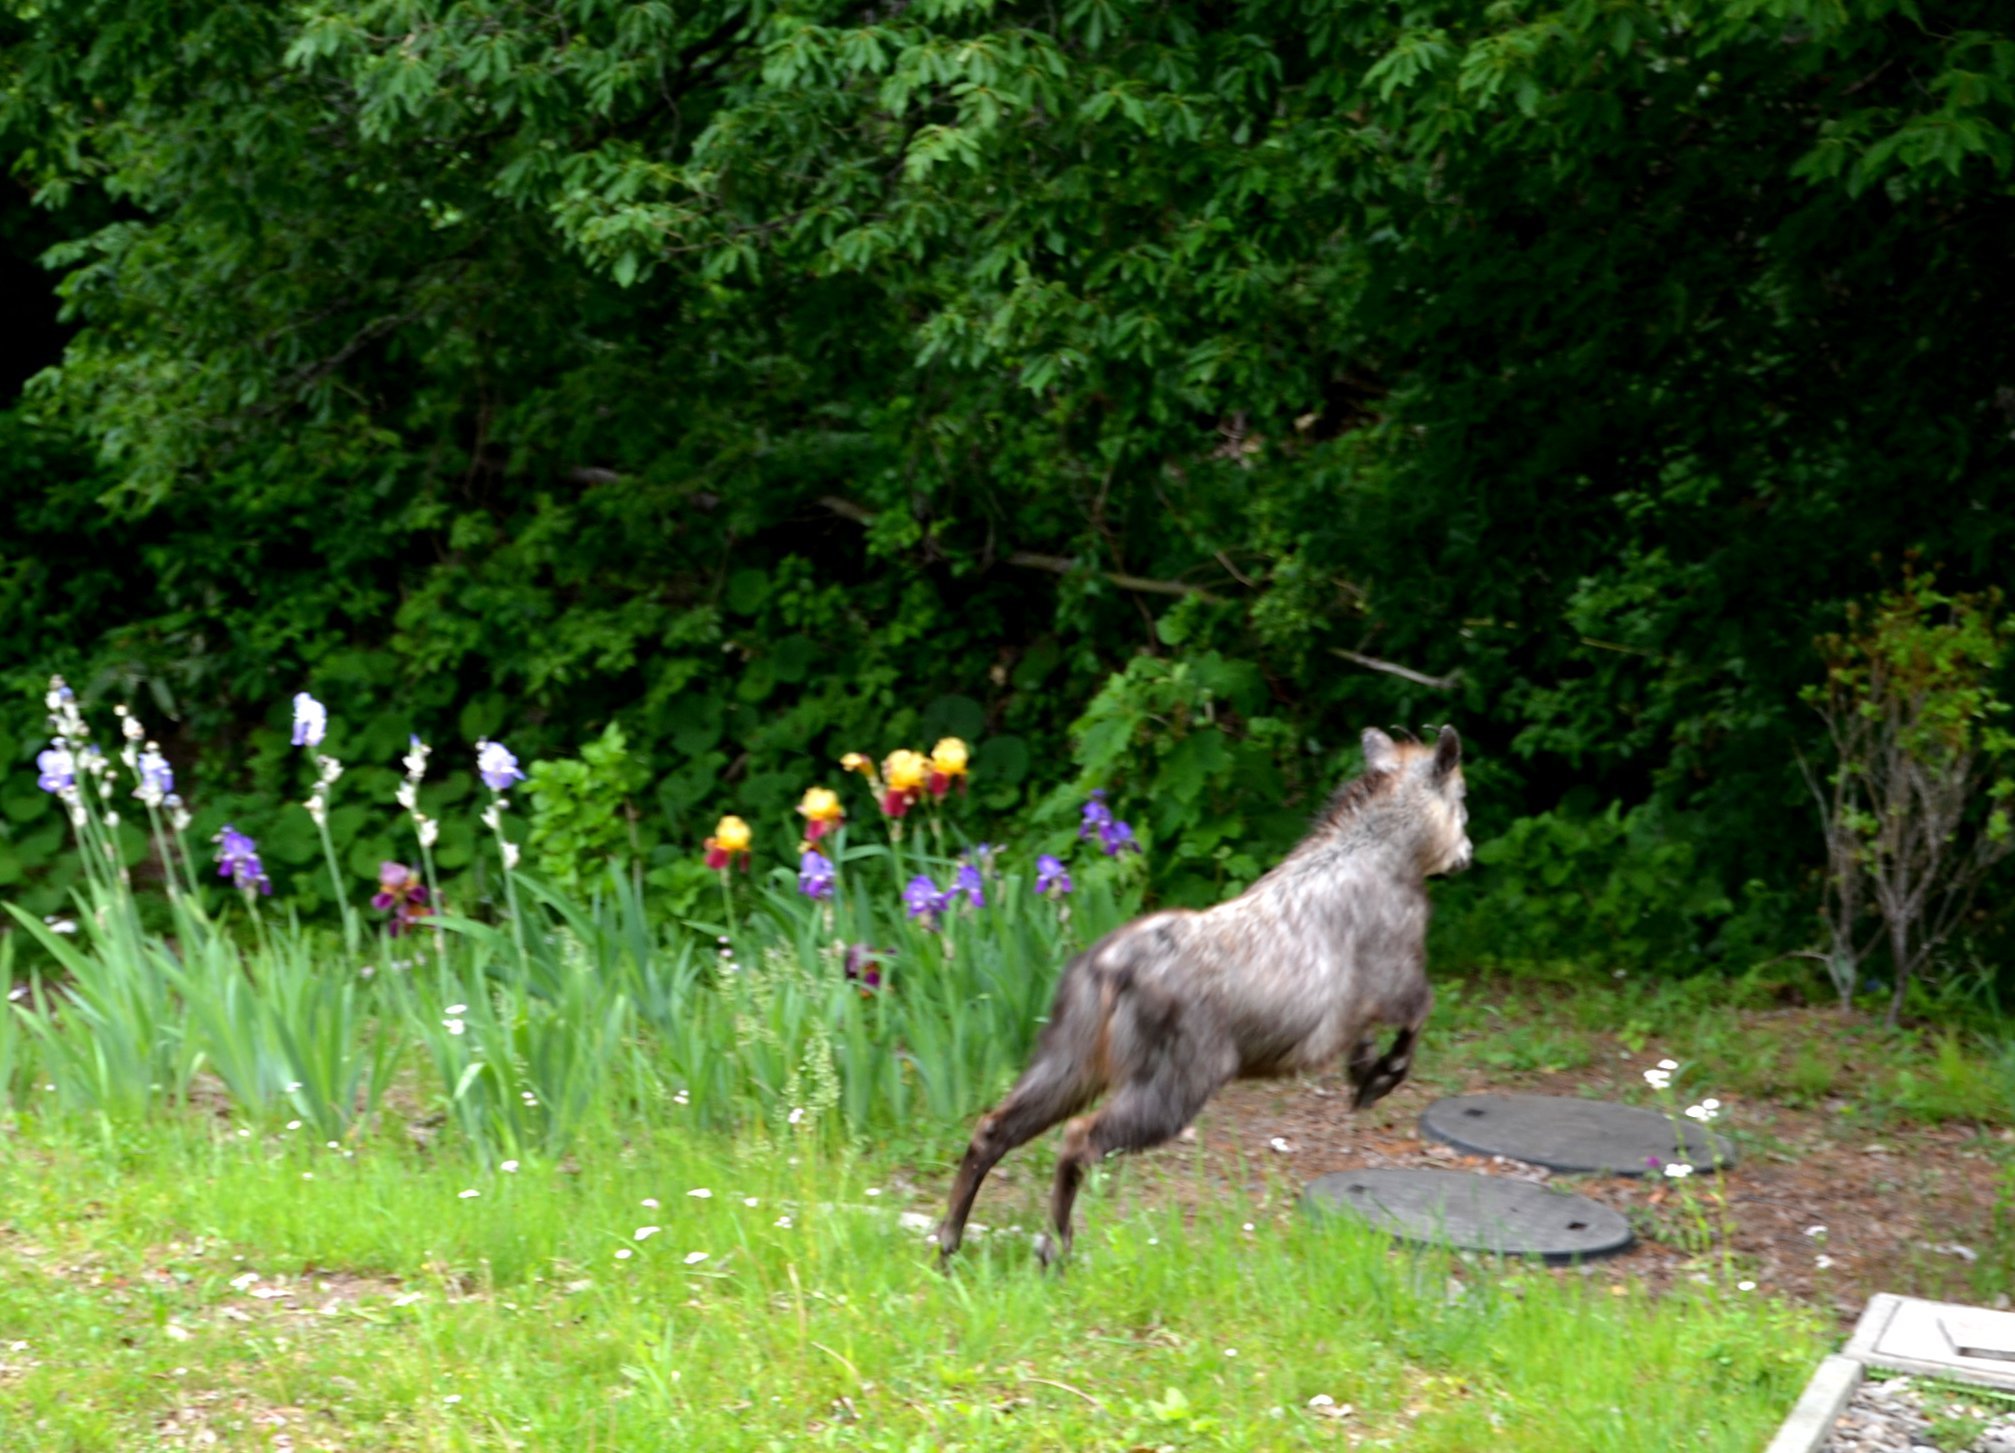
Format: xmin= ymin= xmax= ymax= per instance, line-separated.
xmin=799 ymin=849 xmax=836 ymax=901
xmin=902 ymin=874 xmax=945 ymax=925
xmin=951 ymin=862 xmax=986 ymax=909
xmin=291 ymin=692 xmax=328 ymax=748
xmin=1080 ymin=791 xmax=1140 ymax=856
xmin=1035 ymin=853 xmax=1072 ymax=897
xmin=213 ymin=825 xmax=273 ymax=895
xmin=476 ymin=739 xmax=525 ymax=792
xmin=36 ymin=744 xmax=75 ymax=793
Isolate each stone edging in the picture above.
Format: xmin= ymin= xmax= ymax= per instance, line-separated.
xmin=1767 ymin=1294 xmax=2015 ymax=1452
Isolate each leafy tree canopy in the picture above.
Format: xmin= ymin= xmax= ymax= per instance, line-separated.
xmin=0 ymin=0 xmax=2010 ymax=962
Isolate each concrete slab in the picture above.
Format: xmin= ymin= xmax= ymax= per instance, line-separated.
xmin=1762 ymin=1355 xmax=1864 ymax=1453
xmin=1420 ymin=1092 xmax=1735 ymax=1175
xmin=1304 ymin=1168 xmax=1633 ymax=1263
xmin=1844 ymin=1293 xmax=2015 ymax=1391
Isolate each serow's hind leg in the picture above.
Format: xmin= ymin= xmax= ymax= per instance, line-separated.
xmin=936 ymin=1083 xmax=1079 ymax=1265
xmin=1039 ymin=1076 xmax=1216 ymax=1268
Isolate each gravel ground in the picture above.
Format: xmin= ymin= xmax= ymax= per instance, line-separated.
xmin=1827 ymin=1375 xmax=2015 ymax=1452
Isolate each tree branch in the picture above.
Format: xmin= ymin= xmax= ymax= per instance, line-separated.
xmin=813 ymin=495 xmax=1224 ymax=601
xmin=1328 ymin=647 xmax=1462 ymax=692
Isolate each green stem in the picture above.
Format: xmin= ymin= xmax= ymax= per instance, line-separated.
xmin=717 ymin=868 xmax=737 ymax=941
xmin=313 ymin=809 xmax=359 ymax=956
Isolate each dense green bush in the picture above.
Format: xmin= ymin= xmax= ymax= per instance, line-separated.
xmin=2 ymin=0 xmax=2012 ymax=983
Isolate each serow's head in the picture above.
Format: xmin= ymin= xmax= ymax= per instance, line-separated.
xmin=1362 ymin=725 xmax=1471 ymax=876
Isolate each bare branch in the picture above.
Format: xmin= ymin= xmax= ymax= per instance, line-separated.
xmin=1005 ymin=550 xmax=1221 ymax=602
xmin=1328 ymin=647 xmax=1462 ymax=693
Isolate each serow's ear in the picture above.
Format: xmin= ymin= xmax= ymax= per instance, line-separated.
xmin=1432 ymin=724 xmax=1462 ymax=779
xmin=1362 ymin=727 xmax=1401 ymax=775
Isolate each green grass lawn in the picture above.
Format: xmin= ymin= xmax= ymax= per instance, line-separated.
xmin=0 ymin=1116 xmax=1824 ymax=1451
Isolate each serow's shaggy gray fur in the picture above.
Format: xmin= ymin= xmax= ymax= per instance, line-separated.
xmin=935 ymin=725 xmax=1472 ymax=1268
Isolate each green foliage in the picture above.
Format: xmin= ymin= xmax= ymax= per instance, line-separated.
xmin=1054 ymin=651 xmax=1303 ymax=901
xmin=1806 ymin=570 xmax=2015 ymax=1019
xmin=523 ymin=722 xmax=647 ymax=895
xmin=0 ymin=0 xmax=2012 ymax=979
xmin=1437 ymin=802 xmax=1732 ymax=970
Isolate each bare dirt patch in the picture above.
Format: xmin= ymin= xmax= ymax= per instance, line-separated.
xmin=959 ymin=1007 xmax=2012 ymax=1324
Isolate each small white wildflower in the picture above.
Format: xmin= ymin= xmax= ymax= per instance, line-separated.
xmin=1804 ymin=1224 xmax=1827 ymax=1239
xmin=1268 ymin=1136 xmax=1293 ymax=1153
xmin=641 ymin=1198 xmax=660 ymax=1209
xmin=396 ymin=781 xmax=418 ymax=811
xmin=1147 ymin=1237 xmax=1159 ymax=1245
xmin=230 ymin=1272 xmax=260 ymax=1290
xmin=301 ymin=1171 xmax=314 ymax=1180
xmin=1309 ymin=1394 xmax=1336 ymax=1408
xmin=774 ymin=1216 xmax=792 ymax=1228
xmin=326 ymin=1140 xmax=340 ymax=1150
xmin=865 ymin=1188 xmax=881 ymax=1197
xmin=443 ymin=1018 xmax=466 ymax=1036
xmin=501 ymin=840 xmax=521 ymax=871
xmin=1242 ymin=1222 xmax=1256 ymax=1232
xmin=1663 ymin=1163 xmax=1694 ymax=1179
xmin=743 ymin=1197 xmax=759 ymax=1208
xmin=1224 ymin=1348 xmax=1238 ymax=1358
xmin=443 ymin=1394 xmax=461 ymax=1405
xmin=445 ymin=1003 xmax=467 ymax=1014
xmin=417 ymin=816 xmax=439 ymax=848
xmin=786 ymin=1107 xmax=805 ymax=1126
xmin=43 ymin=918 xmax=76 ymax=936
xmin=615 ymin=1248 xmax=633 ymax=1260
xmin=1816 ymin=1254 xmax=1835 ymax=1270
xmin=687 ymin=1188 xmax=712 ymax=1200
xmin=1642 ymin=1068 xmax=1672 ymax=1090
xmin=1657 ymin=1058 xmax=1678 ymax=1070
xmin=458 ymin=1188 xmax=480 ymax=1200
xmin=683 ymin=1251 xmax=708 ymax=1265
xmin=500 ymin=1160 xmax=519 ymax=1173
xmin=403 ymin=736 xmax=431 ymax=780
xmin=1737 ymin=1280 xmax=1757 ymax=1291
xmin=634 ymin=1226 xmax=661 ymax=1242
xmin=286 ymin=1120 xmax=302 ymax=1130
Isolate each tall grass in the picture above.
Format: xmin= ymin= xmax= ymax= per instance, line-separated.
xmin=3 ymin=825 xmax=1138 ymax=1157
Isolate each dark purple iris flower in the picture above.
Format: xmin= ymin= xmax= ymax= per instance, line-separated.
xmin=844 ymin=944 xmax=888 ymax=993
xmin=1035 ymin=854 xmax=1072 ymax=897
xmin=371 ymin=861 xmax=433 ymax=936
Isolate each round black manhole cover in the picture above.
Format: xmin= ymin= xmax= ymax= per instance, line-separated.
xmin=1419 ymin=1093 xmax=1734 ymax=1176
xmin=1304 ymin=1169 xmax=1634 ymax=1263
